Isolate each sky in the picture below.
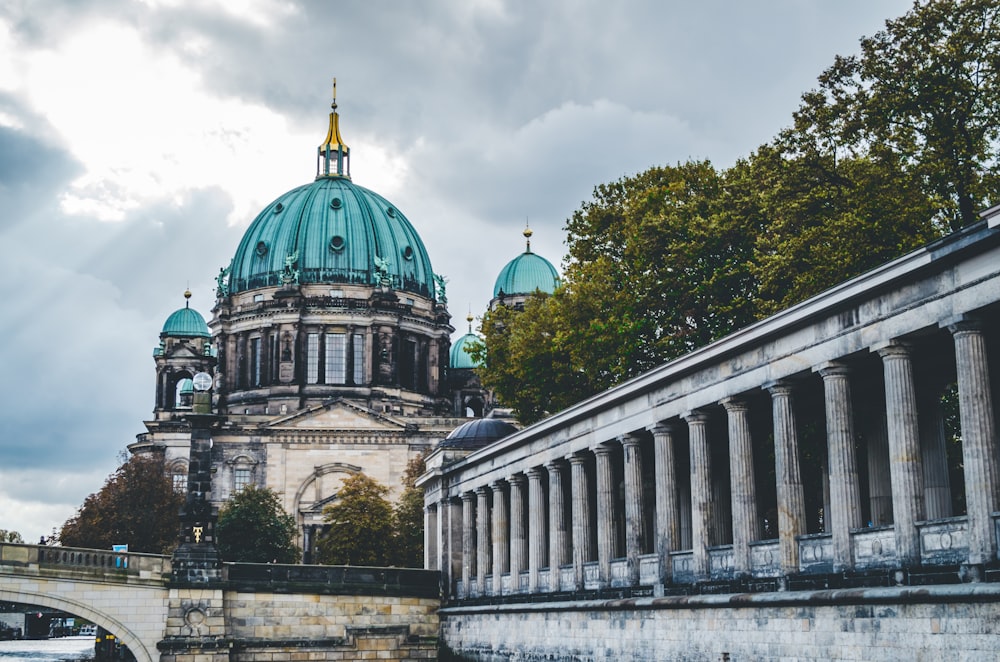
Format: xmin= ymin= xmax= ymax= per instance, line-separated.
xmin=0 ymin=0 xmax=914 ymax=544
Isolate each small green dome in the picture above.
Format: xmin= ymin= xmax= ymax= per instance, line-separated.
xmin=162 ymin=297 xmax=210 ymax=338
xmin=450 ymin=333 xmax=482 ymax=369
xmin=228 ymin=177 xmax=436 ymax=298
xmin=178 ymin=378 xmax=194 ymax=394
xmin=493 ymin=250 xmax=559 ymax=298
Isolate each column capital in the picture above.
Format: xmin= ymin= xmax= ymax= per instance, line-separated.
xmin=526 ymin=466 xmax=546 ymax=480
xmin=872 ymin=340 xmax=914 ymax=359
xmin=683 ymin=409 xmax=711 ymax=424
xmin=545 ymin=459 xmax=566 ymax=473
xmin=618 ymin=432 xmax=644 ymax=448
xmin=945 ymin=315 xmax=985 ymax=335
xmin=764 ymin=379 xmax=795 ymax=396
xmin=489 ymin=478 xmax=507 ymax=492
xmin=593 ymin=443 xmax=616 ymax=458
xmin=425 ymin=503 xmax=437 ymax=514
xmin=461 ymin=490 xmax=476 ymax=503
xmin=568 ymin=453 xmax=589 ymax=467
xmin=648 ymin=422 xmax=676 ymax=436
xmin=475 ymin=485 xmax=491 ymax=497
xmin=815 ymin=361 xmax=851 ymax=378
xmin=509 ymin=473 xmax=527 ymax=487
xmin=721 ymin=396 xmax=749 ymax=413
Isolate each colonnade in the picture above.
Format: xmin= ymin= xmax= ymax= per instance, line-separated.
xmin=426 ymin=317 xmax=1000 ymax=598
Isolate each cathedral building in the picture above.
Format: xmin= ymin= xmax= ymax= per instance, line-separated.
xmin=128 ymin=88 xmax=550 ymax=562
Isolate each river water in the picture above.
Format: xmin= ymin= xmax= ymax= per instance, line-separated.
xmin=0 ymin=636 xmax=94 ymax=662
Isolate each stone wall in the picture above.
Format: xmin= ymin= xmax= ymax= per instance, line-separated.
xmin=439 ymin=584 xmax=1000 ymax=661
xmin=223 ymin=591 xmax=439 ymax=661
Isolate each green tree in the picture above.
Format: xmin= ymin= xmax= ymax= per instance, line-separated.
xmin=740 ymin=144 xmax=941 ymax=313
xmin=59 ymin=454 xmax=184 ymax=554
xmin=788 ymin=0 xmax=1000 ymax=231
xmin=475 ymin=161 xmax=760 ymax=423
xmin=0 ymin=530 xmax=24 ymax=543
xmin=315 ymin=473 xmax=394 ymax=566
xmin=216 ymin=485 xmax=300 ymax=563
xmin=392 ymin=454 xmax=427 ymax=568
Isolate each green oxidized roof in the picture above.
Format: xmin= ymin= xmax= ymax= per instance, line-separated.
xmin=450 ymin=332 xmax=482 ymax=369
xmin=162 ymin=299 xmax=210 ymax=338
xmin=228 ymin=177 xmax=436 ymax=298
xmin=493 ymin=250 xmax=559 ymax=298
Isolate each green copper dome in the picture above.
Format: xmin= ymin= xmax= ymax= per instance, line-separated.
xmin=450 ymin=332 xmax=482 ymax=369
xmin=493 ymin=228 xmax=559 ymax=298
xmin=228 ymin=178 xmax=435 ymax=298
xmin=162 ymin=294 xmax=210 ymax=338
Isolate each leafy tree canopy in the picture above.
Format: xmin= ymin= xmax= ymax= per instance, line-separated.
xmin=0 ymin=530 xmax=24 ymax=543
xmin=59 ymin=454 xmax=183 ymax=554
xmin=216 ymin=485 xmax=300 ymax=563
xmin=392 ymin=453 xmax=427 ymax=568
xmin=316 ymin=473 xmax=394 ymax=566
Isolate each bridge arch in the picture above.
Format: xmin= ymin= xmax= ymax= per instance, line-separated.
xmin=0 ymin=586 xmax=153 ymax=662
xmin=0 ymin=544 xmax=169 ymax=662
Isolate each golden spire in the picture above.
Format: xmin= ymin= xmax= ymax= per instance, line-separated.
xmin=184 ymin=288 xmax=192 ymax=308
xmin=523 ymin=219 xmax=533 ymax=252
xmin=466 ymin=308 xmax=474 ymax=333
xmin=317 ymin=77 xmax=350 ymax=179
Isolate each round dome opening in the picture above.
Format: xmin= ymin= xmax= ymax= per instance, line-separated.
xmin=330 ymin=235 xmax=346 ymax=252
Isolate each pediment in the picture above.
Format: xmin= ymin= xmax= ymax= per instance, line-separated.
xmin=167 ymin=344 xmax=202 ymax=359
xmin=267 ymin=399 xmax=405 ymax=431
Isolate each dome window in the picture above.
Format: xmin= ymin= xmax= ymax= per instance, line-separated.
xmin=255 ymin=241 xmax=268 ymax=257
xmin=330 ymin=197 xmax=342 ymax=209
xmin=329 ymin=235 xmax=346 ymax=252
xmin=273 ymin=202 xmax=284 ymax=214
xmin=386 ymin=207 xmax=396 ymax=218
xmin=402 ymin=245 xmax=414 ymax=261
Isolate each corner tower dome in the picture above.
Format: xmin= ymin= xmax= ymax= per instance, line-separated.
xmin=161 ymin=290 xmax=210 ymax=338
xmin=226 ymin=82 xmax=436 ymax=300
xmin=492 ymin=226 xmax=559 ymax=300
xmin=450 ymin=312 xmax=482 ymax=369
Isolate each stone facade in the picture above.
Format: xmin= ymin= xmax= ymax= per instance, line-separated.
xmin=439 ymin=585 xmax=1000 ymax=661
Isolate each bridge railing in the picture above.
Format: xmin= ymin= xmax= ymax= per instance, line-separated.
xmin=0 ymin=542 xmax=171 ymax=583
xmin=224 ymin=562 xmax=440 ymax=598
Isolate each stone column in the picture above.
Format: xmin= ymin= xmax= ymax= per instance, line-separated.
xmin=877 ymin=342 xmax=926 ymax=566
xmin=570 ymin=454 xmax=593 ymax=590
xmin=438 ymin=498 xmax=452 ymax=595
xmin=949 ymin=319 xmax=1000 ymax=565
xmin=767 ymin=381 xmax=807 ymax=576
xmin=651 ymin=423 xmax=680 ymax=585
xmin=685 ymin=411 xmax=712 ymax=579
xmin=424 ymin=504 xmax=438 ymax=570
xmin=490 ymin=479 xmax=509 ymax=595
xmin=621 ymin=434 xmax=645 ymax=586
xmin=547 ymin=461 xmax=568 ymax=591
xmin=723 ymin=397 xmax=759 ymax=577
xmin=461 ymin=491 xmax=475 ymax=598
xmin=476 ymin=486 xmax=491 ymax=594
xmin=594 ymin=444 xmax=615 ymax=586
xmin=818 ymin=362 xmax=862 ymax=572
xmin=509 ymin=474 xmax=527 ymax=592
xmin=527 ymin=467 xmax=547 ymax=592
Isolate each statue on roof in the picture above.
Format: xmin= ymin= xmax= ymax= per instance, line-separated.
xmin=215 ymin=265 xmax=231 ymax=298
xmin=434 ymin=274 xmax=448 ymax=304
xmin=374 ymin=255 xmax=392 ymax=288
xmin=282 ymin=250 xmax=300 ymax=285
